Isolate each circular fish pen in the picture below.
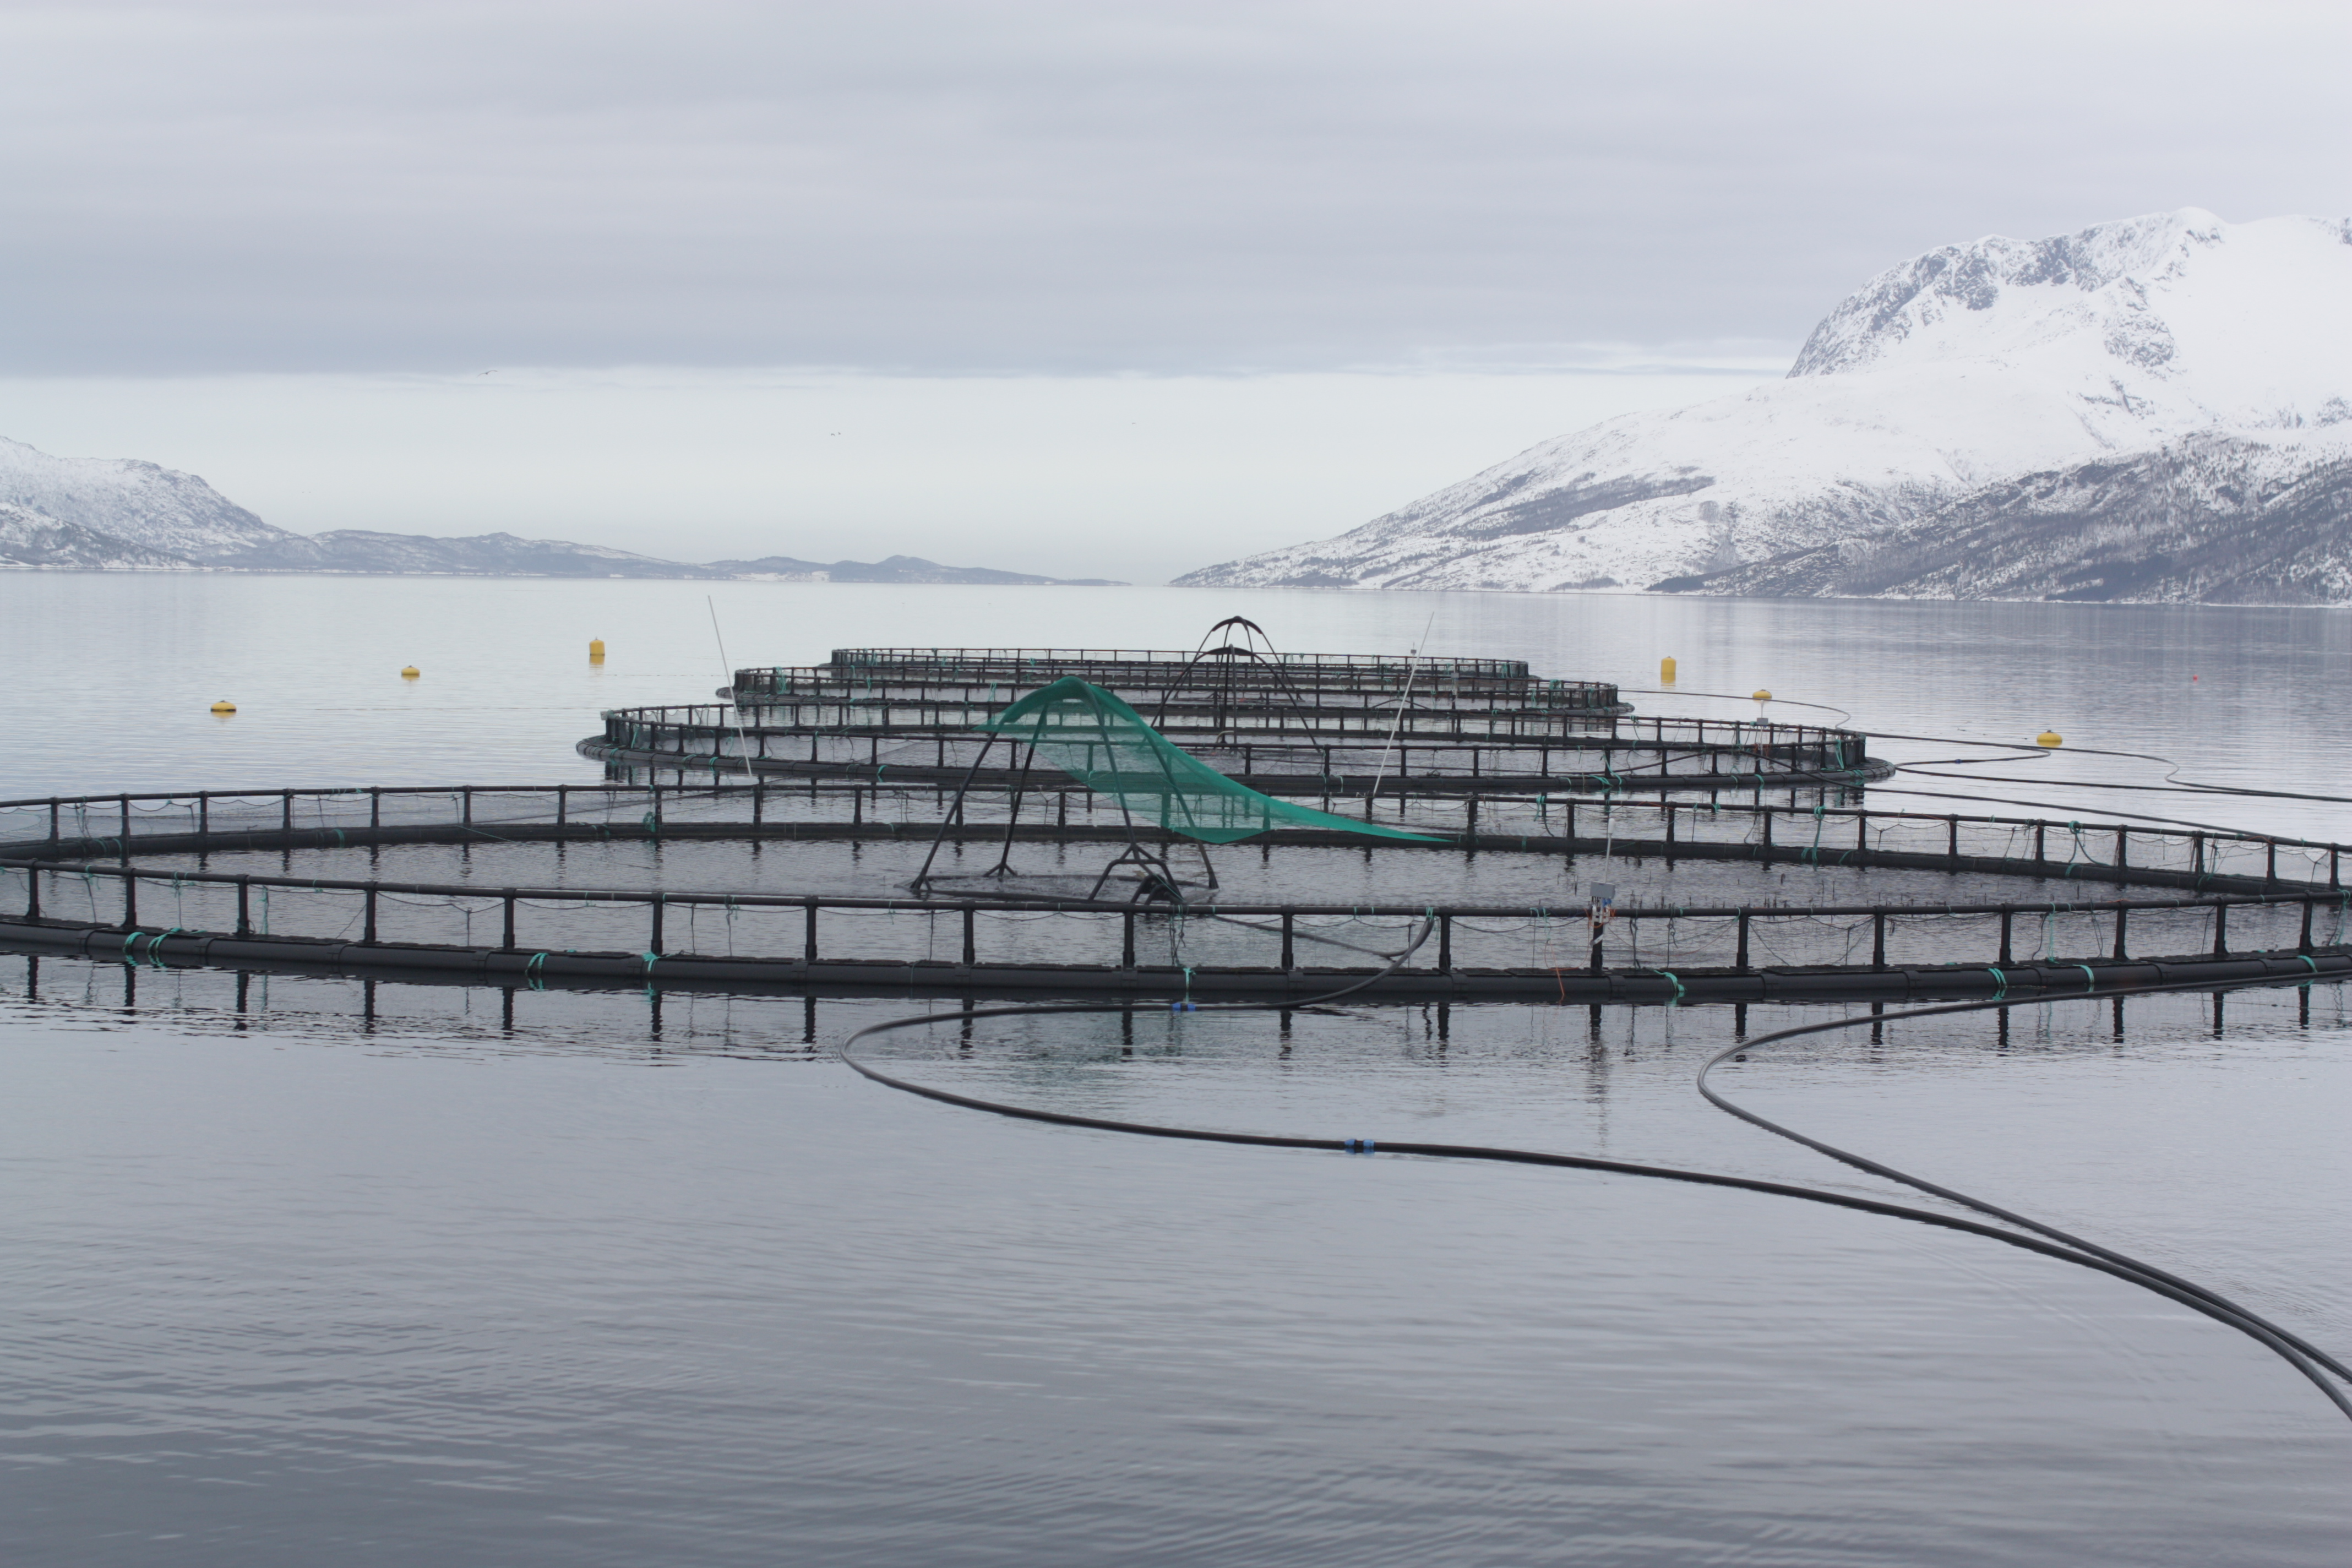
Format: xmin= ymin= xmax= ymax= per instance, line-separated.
xmin=2 ymin=781 xmax=2345 ymax=1004
xmin=581 ymin=620 xmax=1890 ymax=798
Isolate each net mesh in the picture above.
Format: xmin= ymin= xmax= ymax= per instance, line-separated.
xmin=983 ymin=677 xmax=1441 ymax=844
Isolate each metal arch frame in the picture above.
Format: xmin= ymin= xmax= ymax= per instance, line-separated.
xmin=906 ymin=720 xmax=1217 ymax=906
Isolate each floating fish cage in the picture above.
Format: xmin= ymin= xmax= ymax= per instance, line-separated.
xmin=584 ymin=622 xmax=1887 ymax=797
xmin=10 ymin=622 xmax=2339 ymax=1006
xmin=4 ymin=781 xmax=2346 ymax=1005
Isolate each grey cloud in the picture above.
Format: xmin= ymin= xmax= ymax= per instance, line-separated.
xmin=1 ymin=0 xmax=2346 ymax=374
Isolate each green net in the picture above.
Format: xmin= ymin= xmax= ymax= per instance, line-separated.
xmin=983 ymin=677 xmax=1442 ymax=844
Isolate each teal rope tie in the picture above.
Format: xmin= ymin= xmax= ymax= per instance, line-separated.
xmin=2077 ymin=965 xmax=2097 ymax=992
xmin=1985 ymin=967 xmax=2008 ymax=999
xmin=1651 ymin=968 xmax=1687 ymax=1004
xmin=524 ymin=952 xmax=549 ymax=992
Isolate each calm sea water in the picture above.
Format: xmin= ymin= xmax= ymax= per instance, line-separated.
xmin=2 ymin=574 xmax=2348 ymax=1566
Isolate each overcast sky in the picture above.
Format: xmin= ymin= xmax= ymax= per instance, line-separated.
xmin=2 ymin=0 xmax=2347 ymax=574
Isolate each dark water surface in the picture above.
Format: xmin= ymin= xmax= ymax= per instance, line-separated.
xmin=2 ymin=576 xmax=2348 ymax=1565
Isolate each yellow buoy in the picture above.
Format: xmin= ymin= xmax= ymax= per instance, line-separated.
xmin=400 ymin=666 xmax=421 ymax=679
xmin=1659 ymin=656 xmax=1677 ymax=683
xmin=209 ymin=699 xmax=237 ymax=715
xmin=1751 ymin=689 xmax=1772 ymax=703
xmin=2037 ymin=729 xmax=2062 ymax=748
xmin=589 ymin=638 xmax=606 ymax=662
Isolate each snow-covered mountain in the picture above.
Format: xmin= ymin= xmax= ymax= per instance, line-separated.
xmin=1178 ymin=210 xmax=2352 ymax=603
xmin=0 ymin=435 xmax=1120 ymax=582
xmin=0 ymin=436 xmax=286 ymax=561
xmin=0 ymin=438 xmax=728 ymax=575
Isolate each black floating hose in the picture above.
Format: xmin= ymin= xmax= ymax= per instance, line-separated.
xmin=838 ymin=948 xmax=2352 ymax=1426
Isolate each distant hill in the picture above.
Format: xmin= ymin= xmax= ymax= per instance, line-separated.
xmin=1179 ymin=209 xmax=2352 ymax=605
xmin=706 ymin=553 xmax=1123 ymax=585
xmin=0 ymin=437 xmax=1121 ymax=585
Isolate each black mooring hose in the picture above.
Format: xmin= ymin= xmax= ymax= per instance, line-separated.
xmin=837 ymin=956 xmax=2352 ymax=1425
xmin=1696 ymin=990 xmax=2352 ymax=1391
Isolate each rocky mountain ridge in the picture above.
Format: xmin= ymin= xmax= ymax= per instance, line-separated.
xmin=1178 ymin=209 xmax=2352 ymax=603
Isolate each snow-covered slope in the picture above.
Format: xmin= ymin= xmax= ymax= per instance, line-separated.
xmin=0 ymin=501 xmax=201 ymax=570
xmin=1178 ymin=210 xmax=2352 ymax=602
xmin=0 ymin=437 xmax=290 ymax=560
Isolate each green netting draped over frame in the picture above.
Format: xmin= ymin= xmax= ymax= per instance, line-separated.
xmin=983 ymin=677 xmax=1442 ymax=845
